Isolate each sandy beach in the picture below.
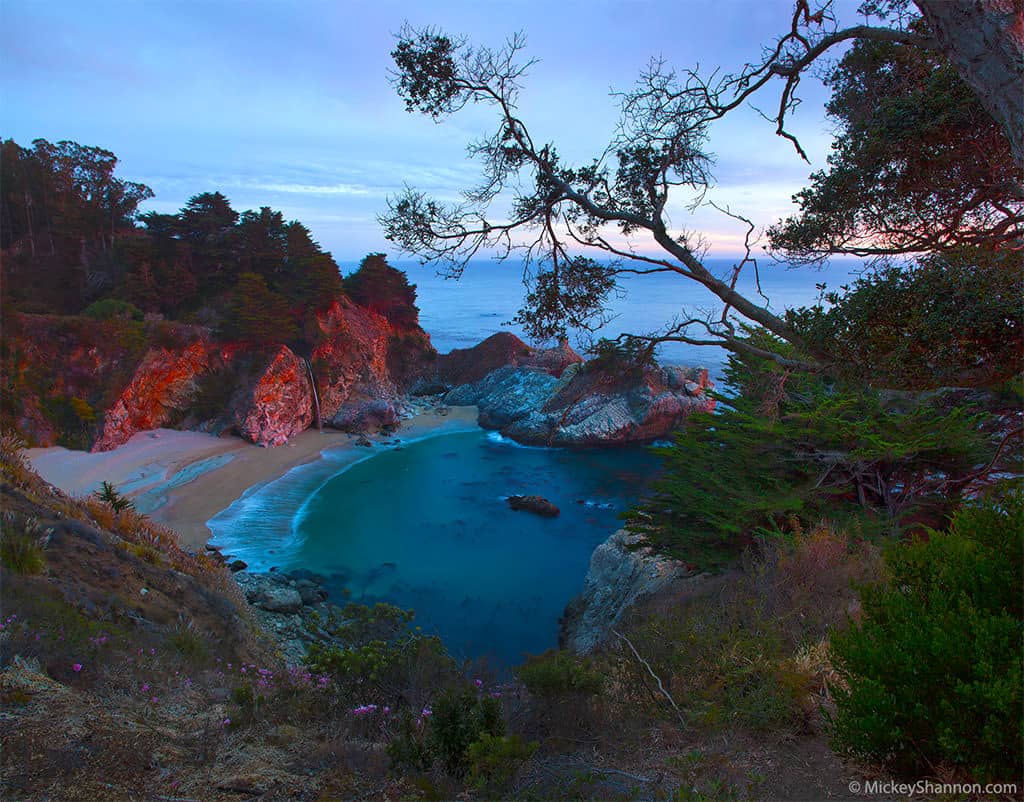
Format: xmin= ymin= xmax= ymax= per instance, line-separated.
xmin=26 ymin=406 xmax=480 ymax=550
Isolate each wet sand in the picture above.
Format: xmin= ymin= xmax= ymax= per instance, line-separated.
xmin=26 ymin=406 xmax=480 ymax=550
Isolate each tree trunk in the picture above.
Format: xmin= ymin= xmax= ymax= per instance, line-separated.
xmin=916 ymin=0 xmax=1024 ymax=168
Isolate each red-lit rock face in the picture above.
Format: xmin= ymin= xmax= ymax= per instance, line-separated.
xmin=93 ymin=340 xmax=212 ymax=451
xmin=87 ymin=298 xmax=436 ymax=450
xmin=233 ymin=346 xmax=313 ymax=447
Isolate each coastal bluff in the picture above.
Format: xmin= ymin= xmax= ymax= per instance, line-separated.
xmin=8 ymin=313 xmax=712 ymax=451
xmin=559 ymin=529 xmax=710 ymax=653
xmin=440 ymin=333 xmax=715 ymax=447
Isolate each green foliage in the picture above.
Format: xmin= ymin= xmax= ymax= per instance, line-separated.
xmin=220 ymin=272 xmax=299 ymax=345
xmin=0 ymin=525 xmax=47 ymax=575
xmin=583 ymin=336 xmax=655 ymax=377
xmin=516 ymin=649 xmax=604 ymax=699
xmin=828 ymin=487 xmax=1024 ymax=782
xmin=387 ymin=687 xmax=505 ymax=780
xmin=82 ymin=298 xmax=144 ymax=321
xmin=767 ymin=23 xmax=1022 ymax=260
xmin=509 ymin=257 xmax=616 ymax=341
xmin=343 ymin=253 xmax=420 ymax=329
xmin=41 ymin=395 xmax=97 ymax=450
xmin=95 ymin=481 xmax=135 ymax=513
xmin=787 ymin=249 xmax=1024 ymax=389
xmin=304 ymin=602 xmax=453 ymax=704
xmin=629 ymin=335 xmax=993 ymax=568
xmin=466 ymin=733 xmax=538 ymax=791
xmin=168 ymin=626 xmax=209 ymax=661
xmin=609 ymin=527 xmax=878 ymax=741
xmin=427 ymin=688 xmax=504 ymax=778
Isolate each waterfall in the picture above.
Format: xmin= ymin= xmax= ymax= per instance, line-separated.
xmin=304 ymin=358 xmax=322 ymax=432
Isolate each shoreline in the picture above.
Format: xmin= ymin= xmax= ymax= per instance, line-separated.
xmin=25 ymin=405 xmax=480 ymax=551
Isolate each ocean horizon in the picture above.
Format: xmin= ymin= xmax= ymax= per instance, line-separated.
xmin=395 ymin=257 xmax=865 ymax=380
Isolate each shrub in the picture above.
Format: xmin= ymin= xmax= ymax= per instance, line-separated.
xmin=828 ymin=486 xmax=1023 ymax=782
xmin=516 ymin=649 xmax=604 ymax=699
xmin=82 ymin=298 xmax=144 ymax=321
xmin=427 ymin=688 xmax=504 ymax=778
xmin=386 ymin=687 xmax=504 ymax=780
xmin=95 ymin=481 xmax=135 ymax=513
xmin=467 ymin=733 xmax=538 ymax=791
xmin=0 ymin=526 xmax=46 ymax=575
xmin=583 ymin=336 xmax=655 ymax=376
xmin=305 ymin=603 xmax=455 ymax=706
xmin=168 ymin=626 xmax=209 ymax=661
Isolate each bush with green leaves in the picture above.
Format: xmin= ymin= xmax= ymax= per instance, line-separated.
xmin=82 ymin=298 xmax=144 ymax=321
xmin=467 ymin=732 xmax=538 ymax=791
xmin=304 ymin=602 xmax=455 ymax=706
xmin=387 ymin=686 xmax=504 ymax=779
xmin=0 ymin=524 xmax=46 ymax=575
xmin=627 ymin=332 xmax=994 ymax=569
xmin=828 ymin=486 xmax=1023 ymax=782
xmin=516 ymin=649 xmax=604 ymax=699
xmin=583 ymin=336 xmax=656 ymax=376
xmin=94 ymin=481 xmax=135 ymax=513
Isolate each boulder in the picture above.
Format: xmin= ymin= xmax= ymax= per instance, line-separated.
xmin=507 ymin=495 xmax=560 ymax=517
xmin=254 ymin=586 xmax=304 ymax=615
xmin=330 ymin=398 xmax=400 ymax=432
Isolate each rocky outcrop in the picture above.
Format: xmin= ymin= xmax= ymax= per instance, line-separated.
xmin=507 ymin=495 xmax=560 ymax=517
xmin=445 ymin=361 xmax=714 ymax=447
xmin=445 ymin=366 xmax=560 ymax=427
xmin=93 ymin=339 xmax=213 ymax=451
xmin=233 ymin=571 xmax=337 ymax=665
xmin=431 ymin=332 xmax=582 ymax=388
xmin=560 ymin=529 xmax=697 ymax=654
xmin=232 ymin=346 xmax=313 ymax=447
xmin=330 ymin=398 xmax=400 ymax=431
xmin=47 ymin=295 xmax=439 ymax=451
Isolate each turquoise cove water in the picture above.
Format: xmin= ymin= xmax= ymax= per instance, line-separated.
xmin=208 ymin=430 xmax=660 ymax=667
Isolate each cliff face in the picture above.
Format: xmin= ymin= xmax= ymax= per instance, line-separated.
xmin=310 ymin=297 xmax=433 ymax=429
xmin=92 ymin=339 xmax=214 ymax=451
xmin=233 ymin=346 xmax=314 ymax=447
xmin=559 ymin=529 xmax=697 ymax=654
xmin=8 ymin=298 xmax=436 ymax=451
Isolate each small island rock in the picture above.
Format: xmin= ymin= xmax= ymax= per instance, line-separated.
xmin=507 ymin=495 xmax=560 ymax=517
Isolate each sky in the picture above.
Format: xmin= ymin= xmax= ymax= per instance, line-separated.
xmin=1 ymin=0 xmax=862 ymax=264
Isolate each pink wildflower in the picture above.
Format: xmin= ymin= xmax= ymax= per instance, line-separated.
xmin=72 ymin=663 xmax=82 ymax=672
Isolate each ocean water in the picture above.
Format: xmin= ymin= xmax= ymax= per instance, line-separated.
xmin=209 ymin=430 xmax=659 ymax=667
xmin=403 ymin=257 xmax=864 ymax=380
xmin=210 ymin=256 xmax=862 ymax=666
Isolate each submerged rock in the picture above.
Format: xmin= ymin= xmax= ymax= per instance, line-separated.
xmin=507 ymin=495 xmax=560 ymax=517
